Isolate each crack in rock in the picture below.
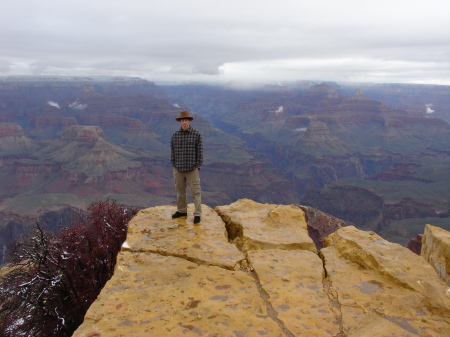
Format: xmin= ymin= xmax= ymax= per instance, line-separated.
xmin=248 ymin=267 xmax=295 ymax=337
xmin=319 ymin=251 xmax=345 ymax=337
xmin=217 ymin=204 xmax=342 ymax=336
xmin=218 ymin=210 xmax=295 ymax=335
xmin=125 ymin=247 xmax=240 ymax=271
xmin=322 ymin=277 xmax=344 ymax=337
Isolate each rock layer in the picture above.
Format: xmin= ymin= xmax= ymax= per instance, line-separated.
xmin=216 ymin=198 xmax=317 ymax=254
xmin=421 ymin=224 xmax=450 ymax=285
xmin=74 ymin=200 xmax=450 ymax=337
xmin=0 ymin=123 xmax=38 ymax=155
xmin=322 ymin=226 xmax=450 ymax=336
xmin=299 ymin=205 xmax=351 ymax=249
xmin=124 ymin=204 xmax=244 ymax=270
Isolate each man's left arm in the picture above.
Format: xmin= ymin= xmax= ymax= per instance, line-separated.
xmin=170 ymin=134 xmax=176 ymax=168
xmin=196 ymin=133 xmax=203 ymax=170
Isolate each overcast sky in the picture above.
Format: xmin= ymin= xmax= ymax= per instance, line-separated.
xmin=1 ymin=0 xmax=449 ymax=85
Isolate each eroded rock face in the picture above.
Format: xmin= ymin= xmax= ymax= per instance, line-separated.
xmin=421 ymin=224 xmax=450 ymax=285
xmin=299 ymin=205 xmax=351 ymax=249
xmin=407 ymin=234 xmax=423 ymax=255
xmin=74 ymin=200 xmax=450 ymax=337
xmin=322 ymin=226 xmax=450 ymax=336
xmin=0 ymin=123 xmax=38 ymax=155
xmin=216 ymin=199 xmax=317 ymax=254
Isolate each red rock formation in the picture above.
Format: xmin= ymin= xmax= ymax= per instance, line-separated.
xmin=407 ymin=234 xmax=423 ymax=255
xmin=299 ymin=84 xmax=343 ymax=111
xmin=82 ymin=166 xmax=147 ymax=184
xmin=370 ymin=163 xmax=435 ymax=183
xmin=206 ymin=161 xmax=266 ymax=175
xmin=59 ymin=171 xmax=88 ymax=184
xmin=14 ymin=162 xmax=62 ymax=176
xmin=313 ymin=114 xmax=385 ymax=124
xmin=0 ymin=156 xmax=23 ymax=168
xmin=0 ymin=123 xmax=25 ymax=136
xmin=289 ymin=121 xmax=351 ymax=155
xmin=76 ymin=115 xmax=146 ymax=130
xmin=285 ymin=116 xmax=310 ymax=127
xmin=32 ymin=117 xmax=78 ymax=128
xmin=299 ymin=205 xmax=352 ymax=249
xmin=395 ymin=116 xmax=450 ymax=128
xmin=0 ymin=123 xmax=38 ymax=155
xmin=335 ymin=89 xmax=384 ymax=114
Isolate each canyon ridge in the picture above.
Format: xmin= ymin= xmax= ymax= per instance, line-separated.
xmin=0 ymin=77 xmax=449 ymax=264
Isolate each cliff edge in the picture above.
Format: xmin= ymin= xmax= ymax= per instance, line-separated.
xmin=74 ymin=199 xmax=450 ymax=337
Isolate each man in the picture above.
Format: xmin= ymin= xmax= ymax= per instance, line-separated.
xmin=171 ymin=111 xmax=203 ymax=224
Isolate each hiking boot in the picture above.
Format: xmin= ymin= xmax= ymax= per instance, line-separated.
xmin=172 ymin=211 xmax=187 ymax=219
xmin=194 ymin=216 xmax=201 ymax=224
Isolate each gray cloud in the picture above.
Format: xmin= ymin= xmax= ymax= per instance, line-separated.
xmin=1 ymin=0 xmax=449 ymax=84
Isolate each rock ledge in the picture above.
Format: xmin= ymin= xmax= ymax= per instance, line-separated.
xmin=74 ymin=200 xmax=450 ymax=337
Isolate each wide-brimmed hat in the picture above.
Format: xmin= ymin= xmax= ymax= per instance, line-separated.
xmin=176 ymin=111 xmax=194 ymax=121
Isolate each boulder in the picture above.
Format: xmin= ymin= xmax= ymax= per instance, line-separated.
xmin=299 ymin=205 xmax=351 ymax=249
xmin=322 ymin=225 xmax=450 ymax=336
xmin=407 ymin=234 xmax=423 ymax=255
xmin=215 ymin=198 xmax=317 ymax=253
xmin=421 ymin=224 xmax=450 ymax=285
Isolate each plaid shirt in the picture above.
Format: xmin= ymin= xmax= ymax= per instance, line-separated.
xmin=171 ymin=126 xmax=203 ymax=172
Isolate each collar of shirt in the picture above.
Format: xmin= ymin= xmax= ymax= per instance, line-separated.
xmin=180 ymin=126 xmax=192 ymax=132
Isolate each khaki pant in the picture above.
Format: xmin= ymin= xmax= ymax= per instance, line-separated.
xmin=173 ymin=168 xmax=202 ymax=216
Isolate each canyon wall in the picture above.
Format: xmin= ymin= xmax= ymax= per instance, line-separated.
xmin=1 ymin=78 xmax=449 ymax=258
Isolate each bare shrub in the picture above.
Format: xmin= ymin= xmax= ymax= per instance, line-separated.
xmin=0 ymin=199 xmax=137 ymax=336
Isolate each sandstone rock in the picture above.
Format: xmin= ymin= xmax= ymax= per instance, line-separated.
xmin=322 ymin=225 xmax=450 ymax=336
xmin=248 ymin=249 xmax=340 ymax=336
xmin=124 ymin=204 xmax=245 ymax=270
xmin=74 ymin=204 xmax=285 ymax=337
xmin=74 ymin=204 xmax=450 ymax=337
xmin=421 ymin=224 xmax=450 ymax=285
xmin=74 ymin=252 xmax=285 ymax=337
xmin=215 ymin=199 xmax=317 ymax=253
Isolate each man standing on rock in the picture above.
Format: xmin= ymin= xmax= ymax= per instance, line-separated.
xmin=171 ymin=111 xmax=203 ymax=224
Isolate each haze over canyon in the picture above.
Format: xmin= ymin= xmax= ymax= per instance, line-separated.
xmin=0 ymin=76 xmax=449 ymax=264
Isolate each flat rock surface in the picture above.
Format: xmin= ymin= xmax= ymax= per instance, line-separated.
xmin=124 ymin=204 xmax=244 ymax=270
xmin=248 ymin=249 xmax=340 ymax=336
xmin=74 ymin=252 xmax=285 ymax=337
xmin=74 ymin=201 xmax=450 ymax=337
xmin=216 ymin=199 xmax=317 ymax=253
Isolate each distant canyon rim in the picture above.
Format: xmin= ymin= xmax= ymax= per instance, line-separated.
xmin=0 ymin=76 xmax=449 ymax=265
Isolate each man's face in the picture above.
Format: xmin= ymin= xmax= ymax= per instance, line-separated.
xmin=180 ymin=118 xmax=190 ymax=130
